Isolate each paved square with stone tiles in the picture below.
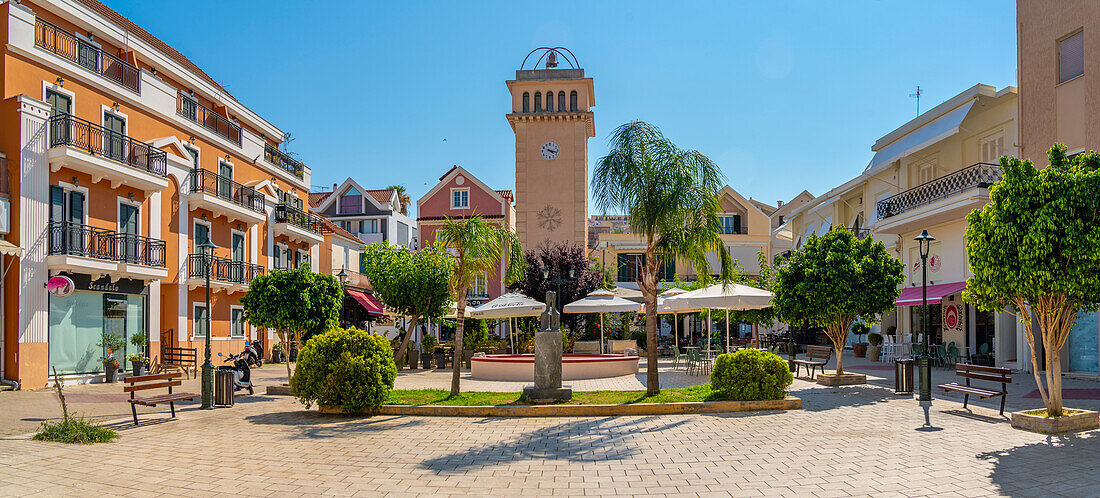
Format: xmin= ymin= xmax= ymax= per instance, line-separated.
xmin=1 ymin=355 xmax=1098 ymax=497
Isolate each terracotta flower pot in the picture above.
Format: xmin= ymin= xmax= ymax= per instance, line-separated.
xmin=867 ymin=345 xmax=882 ymax=362
xmin=852 ymin=343 xmax=868 ymax=358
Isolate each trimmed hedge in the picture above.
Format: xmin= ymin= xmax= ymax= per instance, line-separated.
xmin=710 ymin=349 xmax=793 ymax=401
xmin=291 ymin=327 xmax=397 ymax=414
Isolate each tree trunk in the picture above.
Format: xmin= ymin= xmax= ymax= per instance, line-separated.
xmin=451 ymin=288 xmax=466 ymax=396
xmin=396 ymin=314 xmax=421 ymax=370
xmin=279 ymin=329 xmax=292 ymax=382
xmin=1049 ymin=345 xmax=1064 ymax=417
xmin=641 ymin=244 xmax=659 ymax=396
xmin=827 ymin=320 xmax=853 ymax=376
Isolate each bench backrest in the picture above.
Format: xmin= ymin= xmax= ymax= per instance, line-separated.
xmin=124 ymin=372 xmax=182 ymax=393
xmin=806 ymin=345 xmax=833 ymax=360
xmin=573 ymin=341 xmax=600 ymax=353
xmin=609 ymin=340 xmax=636 ymax=354
xmin=955 ymin=363 xmax=1012 ymax=385
xmin=162 ymin=347 xmax=197 ymax=365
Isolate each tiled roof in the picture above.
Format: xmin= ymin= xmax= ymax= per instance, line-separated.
xmin=308 ymin=191 xmax=332 ymax=208
xmin=74 ymin=0 xmax=243 ymax=108
xmin=496 ymin=190 xmax=513 ymax=202
xmin=319 ymin=217 xmax=363 ymax=244
xmin=364 ymin=189 xmax=395 ymax=205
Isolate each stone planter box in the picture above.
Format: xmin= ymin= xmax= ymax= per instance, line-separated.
xmin=318 ymin=404 xmax=377 ymax=416
xmin=266 ymin=384 xmax=293 ymax=396
xmin=816 ymin=373 xmax=867 ymax=386
xmin=1010 ymin=409 xmax=1100 ymax=434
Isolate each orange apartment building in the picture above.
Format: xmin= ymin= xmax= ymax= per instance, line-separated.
xmin=0 ymin=0 xmax=324 ymax=388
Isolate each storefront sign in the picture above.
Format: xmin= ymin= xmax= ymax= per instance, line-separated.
xmin=942 ymin=303 xmax=963 ymax=333
xmin=56 ymin=273 xmax=147 ymax=295
xmin=909 ymin=246 xmax=942 ymax=281
xmin=46 ymin=275 xmax=75 ymax=297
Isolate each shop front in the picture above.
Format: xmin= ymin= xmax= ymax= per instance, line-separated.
xmin=48 ymin=274 xmax=147 ymax=377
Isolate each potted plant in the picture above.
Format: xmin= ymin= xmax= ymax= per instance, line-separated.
xmin=421 ymin=335 xmax=437 ymax=369
xmin=867 ymin=332 xmax=883 ymax=362
xmin=271 ymin=342 xmax=285 ymax=363
xmin=408 ymin=344 xmax=420 ymax=370
xmin=97 ymin=332 xmax=126 ymax=382
xmin=850 ymin=322 xmax=870 ymax=357
xmin=101 ymin=355 xmax=121 ymax=383
xmin=125 ymin=352 xmax=149 ymax=375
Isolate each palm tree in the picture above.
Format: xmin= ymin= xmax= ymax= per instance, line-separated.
xmin=387 ymin=184 xmax=411 ymax=215
xmin=592 ymin=121 xmax=737 ymax=396
xmin=434 ymin=215 xmax=526 ymax=395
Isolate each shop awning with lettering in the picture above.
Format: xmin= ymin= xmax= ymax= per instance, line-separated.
xmin=894 ymin=281 xmax=967 ymax=306
xmin=347 ymin=289 xmax=385 ymax=316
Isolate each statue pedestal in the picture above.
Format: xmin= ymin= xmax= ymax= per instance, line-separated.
xmin=522 ymin=291 xmax=572 ymax=404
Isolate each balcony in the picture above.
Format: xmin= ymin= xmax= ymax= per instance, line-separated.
xmin=264 ymin=144 xmax=305 ymax=179
xmin=46 ymin=221 xmax=167 ymax=281
xmin=188 ymin=168 xmax=266 ymax=225
xmin=272 ymin=204 xmax=324 ymax=245
xmin=177 ymin=91 xmax=242 ymax=146
xmin=35 ymin=19 xmax=140 ymax=94
xmin=873 ymin=162 xmax=1002 ymax=234
xmin=47 ymin=113 xmax=169 ymax=193
xmin=333 ymin=268 xmax=369 ymax=288
xmin=187 ymin=254 xmax=263 ymax=291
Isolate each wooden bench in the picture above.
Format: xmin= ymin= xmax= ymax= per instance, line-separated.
xmin=573 ymin=341 xmax=600 ymax=354
xmin=156 ymin=346 xmax=197 ymax=379
xmin=938 ymin=363 xmax=1012 ymax=415
xmin=124 ymin=373 xmax=199 ymax=426
xmin=609 ymin=340 xmax=637 ymax=355
xmin=791 ymin=345 xmax=833 ymax=379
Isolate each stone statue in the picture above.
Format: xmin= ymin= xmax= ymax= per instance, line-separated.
xmin=522 ymin=291 xmax=572 ymax=403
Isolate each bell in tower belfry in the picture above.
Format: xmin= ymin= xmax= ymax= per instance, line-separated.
xmin=507 ymin=48 xmax=595 ymax=251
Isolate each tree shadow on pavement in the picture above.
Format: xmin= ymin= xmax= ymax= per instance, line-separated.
xmin=244 ymin=411 xmax=424 ymax=440
xmin=977 ymin=431 xmax=1100 ymax=496
xmin=791 ymin=383 xmax=900 ymax=412
xmin=419 ymin=416 xmax=690 ymax=474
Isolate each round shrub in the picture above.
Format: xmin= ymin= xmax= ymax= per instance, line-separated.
xmin=291 ymin=327 xmax=397 ymax=414
xmin=710 ymin=349 xmax=793 ymax=401
xmin=867 ymin=332 xmax=883 ymax=347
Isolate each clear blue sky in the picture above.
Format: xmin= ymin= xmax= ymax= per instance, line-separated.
xmin=109 ymin=0 xmax=1016 ymax=217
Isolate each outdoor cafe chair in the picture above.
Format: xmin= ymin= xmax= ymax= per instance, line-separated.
xmin=881 ymin=335 xmax=895 ymax=362
xmin=672 ymin=346 xmax=686 ymax=371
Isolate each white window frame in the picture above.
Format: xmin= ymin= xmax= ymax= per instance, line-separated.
xmin=230 ymin=305 xmax=246 ymax=339
xmin=192 ymin=218 xmax=212 ymax=253
xmin=297 ymin=249 xmax=310 ymax=269
xmin=274 ymin=242 xmax=288 ymax=270
xmin=116 ymin=195 xmax=142 ymax=236
xmin=450 ymin=188 xmax=470 ymax=209
xmin=41 ymin=81 xmax=75 ymax=115
xmin=192 ymin=302 xmax=209 ymax=340
xmin=363 ymin=218 xmax=380 ymax=233
xmin=471 ymin=273 xmax=489 ymax=298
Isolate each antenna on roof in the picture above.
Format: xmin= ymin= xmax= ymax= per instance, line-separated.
xmin=909 ymin=86 xmax=922 ymax=116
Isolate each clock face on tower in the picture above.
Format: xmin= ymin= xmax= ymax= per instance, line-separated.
xmin=540 ymin=141 xmax=560 ymax=160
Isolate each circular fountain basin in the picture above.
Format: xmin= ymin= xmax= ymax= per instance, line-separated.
xmin=470 ymin=353 xmax=640 ymax=381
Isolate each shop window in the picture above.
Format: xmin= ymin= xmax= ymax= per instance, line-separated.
xmin=1059 ymin=30 xmax=1084 ymax=84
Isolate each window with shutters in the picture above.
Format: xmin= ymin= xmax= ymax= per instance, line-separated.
xmin=919 ymin=164 xmax=935 ymax=185
xmin=1059 ymin=30 xmax=1084 ymax=84
xmin=981 ymin=133 xmax=1005 ymax=163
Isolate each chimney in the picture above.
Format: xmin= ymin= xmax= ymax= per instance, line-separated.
xmin=332 ymin=183 xmax=337 ymax=192
xmin=777 ymin=200 xmax=784 ymax=208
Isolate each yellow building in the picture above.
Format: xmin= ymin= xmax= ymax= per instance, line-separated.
xmin=778 ymin=84 xmax=1018 ymax=366
xmin=595 ymin=186 xmax=773 ymax=285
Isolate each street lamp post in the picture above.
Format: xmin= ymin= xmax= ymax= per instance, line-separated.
xmin=914 ymin=229 xmax=935 ymax=403
xmin=542 ymin=267 xmax=574 ymax=311
xmin=196 ymin=237 xmax=218 ymax=409
xmin=336 ymin=267 xmax=349 ymax=327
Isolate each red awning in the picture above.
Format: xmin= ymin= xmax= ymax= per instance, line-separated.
xmin=895 ymin=281 xmax=967 ymax=306
xmin=347 ymin=289 xmax=385 ymax=316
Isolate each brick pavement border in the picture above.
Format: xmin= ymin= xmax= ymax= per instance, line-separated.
xmin=377 ymin=396 xmax=801 ymax=417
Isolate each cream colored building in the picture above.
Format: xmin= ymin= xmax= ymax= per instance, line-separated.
xmin=595 ymin=186 xmax=772 ymax=285
xmin=777 ymin=84 xmax=1019 ymax=367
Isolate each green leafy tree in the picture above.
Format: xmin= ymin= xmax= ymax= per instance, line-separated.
xmin=773 ymin=229 xmax=903 ymax=375
xmin=240 ymin=266 xmax=343 ymax=380
xmin=434 ymin=215 xmax=526 ymax=395
xmin=592 ymin=120 xmax=737 ymax=395
xmin=360 ymin=243 xmax=453 ymax=369
xmin=964 ymin=145 xmax=1100 ymax=416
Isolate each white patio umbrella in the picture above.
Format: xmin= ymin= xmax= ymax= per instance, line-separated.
xmin=562 ymin=288 xmax=643 ymax=353
xmin=664 ymin=283 xmax=773 ymax=353
xmin=655 ymin=287 xmax=689 ymax=349
xmin=469 ymin=292 xmax=546 ymax=353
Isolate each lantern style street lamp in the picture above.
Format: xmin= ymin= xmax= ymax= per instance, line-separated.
xmin=197 ymin=237 xmax=218 ymax=409
xmin=543 ymin=267 xmax=574 ymax=311
xmin=914 ymin=229 xmax=935 ymax=403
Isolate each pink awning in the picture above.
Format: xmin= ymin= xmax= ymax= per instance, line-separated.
xmin=895 ymin=281 xmax=967 ymax=306
xmin=347 ymin=289 xmax=385 ymax=316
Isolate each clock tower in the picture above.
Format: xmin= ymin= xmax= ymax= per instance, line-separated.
xmin=507 ymin=47 xmax=595 ymax=250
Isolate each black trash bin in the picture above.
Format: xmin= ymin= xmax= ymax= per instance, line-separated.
xmin=895 ymin=358 xmax=914 ymax=394
xmin=214 ymin=370 xmax=235 ymax=407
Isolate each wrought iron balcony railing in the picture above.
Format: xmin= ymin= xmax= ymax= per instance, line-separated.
xmin=176 ymin=91 xmax=242 ymax=146
xmin=48 ymin=113 xmax=167 ymax=177
xmin=264 ymin=144 xmax=305 ymax=179
xmin=848 ymin=227 xmax=872 ymax=240
xmin=188 ymin=254 xmax=264 ymax=284
xmin=47 ymin=221 xmax=165 ymax=267
xmin=274 ymin=204 xmax=322 ymax=234
xmin=876 ymin=162 xmax=1002 ymax=220
xmin=189 ymin=168 xmax=265 ymax=214
xmin=35 ymin=19 xmax=141 ymax=93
